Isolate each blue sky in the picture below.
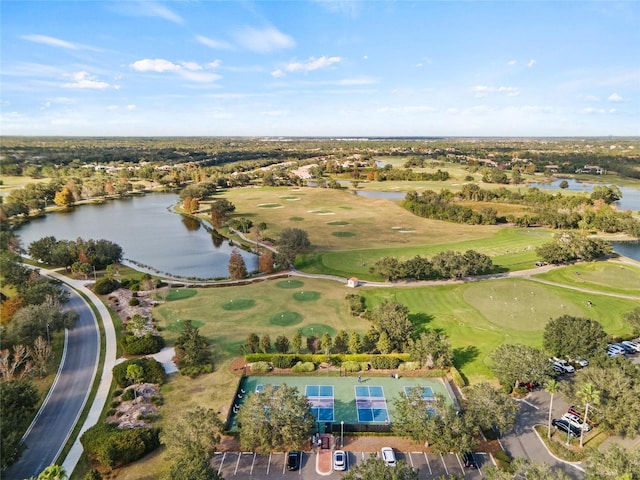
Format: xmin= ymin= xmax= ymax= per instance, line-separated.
xmin=1 ymin=1 xmax=638 ymax=137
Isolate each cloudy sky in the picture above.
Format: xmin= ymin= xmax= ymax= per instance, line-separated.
xmin=1 ymin=1 xmax=638 ymax=137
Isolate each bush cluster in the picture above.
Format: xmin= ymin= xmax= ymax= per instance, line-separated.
xmin=94 ymin=278 xmax=120 ymax=295
xmin=121 ymin=333 xmax=165 ymax=355
xmin=250 ymin=361 xmax=271 ymax=373
xmin=80 ymin=423 xmax=160 ymax=468
xmin=112 ymin=358 xmax=165 ymax=388
xmin=291 ymin=361 xmax=316 ymax=373
xmin=271 ymin=354 xmax=298 ymax=369
xmin=370 ymin=355 xmax=401 ymax=369
xmin=342 ymin=361 xmax=362 ymax=372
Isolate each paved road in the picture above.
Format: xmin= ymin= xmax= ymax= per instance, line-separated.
xmin=212 ymin=450 xmax=487 ymax=479
xmin=5 ymin=285 xmax=99 ymax=480
xmin=502 ymin=386 xmax=585 ymax=479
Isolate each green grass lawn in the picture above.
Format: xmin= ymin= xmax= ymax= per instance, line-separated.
xmin=534 ymin=260 xmax=640 ymax=295
xmin=299 ymin=227 xmax=553 ymax=280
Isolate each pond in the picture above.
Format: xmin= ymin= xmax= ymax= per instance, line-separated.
xmin=15 ymin=193 xmax=258 ymax=279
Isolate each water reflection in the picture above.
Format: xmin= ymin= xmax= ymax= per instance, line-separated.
xmin=181 ymin=216 xmax=201 ymax=232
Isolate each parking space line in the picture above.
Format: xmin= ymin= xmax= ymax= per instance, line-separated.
xmin=299 ymin=453 xmax=303 ymax=475
xmin=407 ymin=452 xmax=414 ymax=468
xmin=454 ymin=454 xmax=465 ymax=476
xmin=250 ymin=453 xmax=256 ymax=475
xmin=282 ymin=453 xmax=286 ymax=475
xmin=440 ymin=453 xmax=449 ymax=476
xmin=424 ymin=452 xmax=432 ymax=475
xmin=267 ymin=453 xmax=272 ymax=476
xmin=234 ymin=452 xmax=241 ymax=475
xmin=218 ymin=452 xmax=226 ymax=476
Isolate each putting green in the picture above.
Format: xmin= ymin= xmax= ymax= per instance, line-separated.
xmin=276 ymin=279 xmax=304 ymax=289
xmin=166 ymin=319 xmax=204 ymax=332
xmin=289 ymin=216 xmax=304 ymax=221
xmin=164 ymin=289 xmax=198 ymax=301
xmin=327 ymin=221 xmax=350 ymax=226
xmin=332 ymin=231 xmax=356 ymax=237
xmin=221 ymin=298 xmax=256 ymax=311
xmin=299 ymin=323 xmax=337 ymax=337
xmin=270 ymin=311 xmax=304 ymax=326
xmin=293 ymin=291 xmax=321 ymax=301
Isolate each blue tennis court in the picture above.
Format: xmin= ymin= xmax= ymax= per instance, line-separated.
xmin=306 ymin=385 xmax=334 ymax=422
xmin=404 ymin=385 xmax=434 ymax=399
xmin=355 ymin=385 xmax=389 ymax=423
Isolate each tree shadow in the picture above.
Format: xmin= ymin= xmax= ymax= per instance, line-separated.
xmin=409 ymin=312 xmax=433 ymax=333
xmin=452 ymin=345 xmax=479 ymax=369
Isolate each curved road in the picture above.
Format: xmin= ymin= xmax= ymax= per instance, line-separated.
xmin=5 ymin=285 xmax=99 ymax=480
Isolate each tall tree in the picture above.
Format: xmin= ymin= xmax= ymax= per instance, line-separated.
xmin=125 ymin=364 xmax=144 ymax=399
xmin=543 ymin=315 xmax=608 ymax=359
xmin=244 ymin=333 xmax=260 ymax=354
xmin=173 ymin=320 xmax=212 ymax=371
xmin=320 ymin=332 xmax=333 ymax=356
xmin=276 ymin=228 xmax=311 ymax=268
xmin=260 ymin=334 xmax=271 ymax=354
xmin=274 ymin=334 xmax=290 ymax=354
xmin=624 ymin=306 xmax=640 ymax=336
xmin=348 ymin=331 xmax=362 ymax=354
xmin=578 ymin=382 xmax=600 ymax=448
xmin=228 ymin=249 xmax=248 ymax=280
xmin=585 ymin=443 xmax=640 ymax=480
xmin=463 ymin=383 xmax=519 ymax=436
xmin=483 ymin=457 xmax=571 ymax=480
xmin=258 ymin=250 xmax=274 ymax=274
xmin=53 ymin=187 xmax=74 ymax=207
xmin=333 ymin=330 xmax=349 ymax=354
xmin=236 ymin=384 xmax=314 ymax=454
xmin=31 ymin=464 xmax=67 ymax=480
xmin=545 ymin=379 xmax=559 ymax=439
xmin=490 ymin=344 xmax=553 ymax=391
xmin=407 ymin=331 xmax=453 ymax=369
xmin=370 ymin=299 xmax=413 ymax=352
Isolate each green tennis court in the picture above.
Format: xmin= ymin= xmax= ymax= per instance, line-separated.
xmin=234 ymin=375 xmax=452 ymax=431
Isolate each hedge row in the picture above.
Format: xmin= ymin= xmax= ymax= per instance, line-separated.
xmin=121 ymin=333 xmax=165 ymax=355
xmin=80 ymin=423 xmax=160 ymax=468
xmin=245 ymin=353 xmax=410 ymax=365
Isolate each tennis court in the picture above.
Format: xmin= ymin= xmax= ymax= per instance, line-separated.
xmin=233 ymin=375 xmax=452 ymax=431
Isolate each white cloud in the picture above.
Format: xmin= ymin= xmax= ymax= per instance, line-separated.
xmin=126 ymin=104 xmax=137 ymax=111
xmin=271 ymin=69 xmax=285 ymax=78
xmin=608 ymin=92 xmax=623 ymax=102
xmin=22 ymin=34 xmax=78 ymax=49
xmin=207 ymin=60 xmax=222 ymax=68
xmin=528 ymin=59 xmax=536 ymax=67
xmin=376 ymin=105 xmax=437 ymax=115
xmin=508 ymin=60 xmax=517 ymax=66
xmin=196 ymin=35 xmax=234 ymax=50
xmin=582 ymin=107 xmax=607 ymax=114
xmin=234 ymin=26 xmax=295 ymax=53
xmin=62 ymin=71 xmax=116 ymax=90
xmin=130 ymin=58 xmax=221 ymax=83
xmin=584 ymin=95 xmax=600 ymax=102
xmin=282 ymin=56 xmax=342 ymax=74
xmin=130 ymin=59 xmax=182 ymax=72
xmin=471 ymin=85 xmax=520 ymax=97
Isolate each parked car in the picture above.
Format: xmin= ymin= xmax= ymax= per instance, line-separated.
xmin=607 ymin=344 xmax=626 ymax=357
xmin=334 ymin=450 xmax=347 ymax=471
xmin=462 ymin=451 xmax=478 ymax=469
xmin=550 ymin=357 xmax=575 ymax=373
xmin=621 ymin=340 xmax=640 ymax=353
xmin=381 ymin=447 xmax=396 ymax=467
xmin=552 ymin=418 xmax=581 ymax=438
xmin=286 ymin=451 xmax=300 ymax=471
xmin=568 ymin=356 xmax=589 ymax=367
xmin=562 ymin=412 xmax=591 ymax=431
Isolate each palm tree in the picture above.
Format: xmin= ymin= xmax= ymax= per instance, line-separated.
xmin=35 ymin=464 xmax=67 ymax=480
xmin=545 ymin=379 xmax=559 ymax=439
xmin=578 ymin=382 xmax=600 ymax=448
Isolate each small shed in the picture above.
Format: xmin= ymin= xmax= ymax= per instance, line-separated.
xmin=347 ymin=277 xmax=359 ymax=288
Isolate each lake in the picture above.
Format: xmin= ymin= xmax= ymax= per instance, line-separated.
xmin=15 ymin=193 xmax=258 ymax=279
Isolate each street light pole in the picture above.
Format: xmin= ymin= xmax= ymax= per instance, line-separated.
xmin=341 ymin=420 xmax=344 ymax=448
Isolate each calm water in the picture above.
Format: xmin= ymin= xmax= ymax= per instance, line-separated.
xmin=15 ymin=193 xmax=258 ymax=279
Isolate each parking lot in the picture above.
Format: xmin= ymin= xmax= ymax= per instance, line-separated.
xmin=212 ymin=450 xmax=488 ymax=479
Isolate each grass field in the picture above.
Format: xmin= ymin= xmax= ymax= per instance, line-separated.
xmin=533 ymin=260 xmax=640 ymax=295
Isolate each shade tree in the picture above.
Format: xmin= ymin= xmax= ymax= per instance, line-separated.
xmin=490 ymin=344 xmax=553 ymax=391
xmin=463 ymin=382 xmax=519 ymax=436
xmin=543 ymin=315 xmax=608 ymax=359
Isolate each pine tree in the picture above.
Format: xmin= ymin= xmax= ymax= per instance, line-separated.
xmin=228 ymin=249 xmax=248 ymax=280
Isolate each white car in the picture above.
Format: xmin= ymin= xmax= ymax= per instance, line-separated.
xmin=381 ymin=447 xmax=396 ymax=467
xmin=571 ymin=356 xmax=589 ymax=367
xmin=333 ymin=450 xmax=347 ymax=471
xmin=607 ymin=344 xmax=626 ymax=357
xmin=550 ymin=357 xmax=575 ymax=373
xmin=621 ymin=340 xmax=640 ymax=353
xmin=562 ymin=412 xmax=591 ymax=431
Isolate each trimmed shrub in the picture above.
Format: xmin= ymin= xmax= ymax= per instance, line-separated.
xmin=370 ymin=355 xmax=401 ymax=369
xmin=128 ymin=297 xmax=140 ymax=307
xmin=342 ymin=361 xmax=362 ymax=372
xmin=113 ymin=358 xmax=165 ymax=388
xmin=291 ymin=361 xmax=316 ymax=373
xmin=272 ymin=354 xmax=298 ymax=369
xmin=450 ymin=366 xmax=467 ymax=387
xmin=121 ymin=333 xmax=165 ymax=355
xmin=399 ymin=361 xmax=420 ymax=371
xmin=493 ymin=450 xmax=512 ymax=471
xmin=80 ymin=423 xmax=160 ymax=468
xmin=94 ymin=278 xmax=120 ymax=295
xmin=121 ymin=388 xmax=135 ymax=402
xmin=180 ymin=364 xmax=213 ymax=378
xmin=251 ymin=361 xmax=271 ymax=373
